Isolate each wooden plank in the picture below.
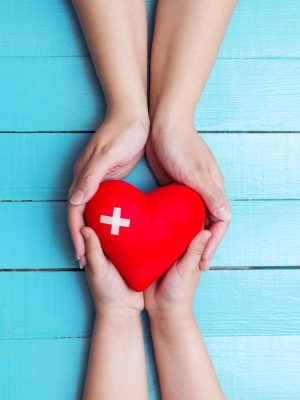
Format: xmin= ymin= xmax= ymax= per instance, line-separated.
xmin=0 ymin=0 xmax=157 ymax=57
xmin=1 ymin=59 xmax=300 ymax=131
xmin=1 ymin=200 xmax=299 ymax=269
xmin=0 ymin=134 xmax=158 ymax=200
xmin=207 ymin=336 xmax=300 ymax=400
xmin=0 ymin=336 xmax=299 ymax=399
xmin=0 ymin=0 xmax=299 ymax=58
xmin=1 ymin=133 xmax=299 ymax=200
xmin=1 ymin=270 xmax=300 ymax=339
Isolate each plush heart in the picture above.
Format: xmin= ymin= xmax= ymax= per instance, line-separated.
xmin=84 ymin=180 xmax=206 ymax=292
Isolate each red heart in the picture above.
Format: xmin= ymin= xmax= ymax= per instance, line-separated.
xmin=84 ymin=180 xmax=206 ymax=292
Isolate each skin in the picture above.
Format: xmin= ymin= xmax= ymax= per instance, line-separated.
xmin=147 ymin=0 xmax=238 ymax=269
xmin=81 ymin=226 xmax=225 ymax=399
xmin=144 ymin=229 xmax=226 ymax=400
xmin=68 ymin=0 xmax=237 ymax=269
xmin=69 ymin=0 xmax=149 ymax=267
xmin=81 ymin=226 xmax=148 ymax=400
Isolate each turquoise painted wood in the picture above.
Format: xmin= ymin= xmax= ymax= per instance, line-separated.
xmin=1 ymin=270 xmax=300 ymax=339
xmin=1 ymin=336 xmax=300 ymax=400
xmin=1 ymin=0 xmax=299 ymax=58
xmin=1 ymin=58 xmax=300 ymax=131
xmin=1 ymin=200 xmax=300 ymax=269
xmin=1 ymin=133 xmax=300 ymax=200
xmin=1 ymin=0 xmax=300 ymax=398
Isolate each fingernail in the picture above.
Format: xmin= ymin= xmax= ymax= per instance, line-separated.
xmin=79 ymin=260 xmax=84 ymax=269
xmin=201 ymin=234 xmax=211 ymax=243
xmin=75 ymin=253 xmax=80 ymax=261
xmin=82 ymin=230 xmax=90 ymax=239
xmin=70 ymin=190 xmax=85 ymax=205
xmin=216 ymin=204 xmax=231 ymax=221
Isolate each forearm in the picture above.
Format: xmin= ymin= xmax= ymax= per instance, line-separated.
xmin=150 ymin=0 xmax=238 ymax=123
xmin=72 ymin=0 xmax=148 ymax=115
xmin=150 ymin=314 xmax=225 ymax=400
xmin=83 ymin=314 xmax=148 ymax=400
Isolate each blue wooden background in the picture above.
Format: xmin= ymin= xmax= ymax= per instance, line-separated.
xmin=0 ymin=1 xmax=300 ymax=399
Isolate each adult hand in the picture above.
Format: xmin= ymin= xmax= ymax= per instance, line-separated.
xmin=68 ymin=115 xmax=149 ymax=267
xmin=146 ymin=126 xmax=231 ymax=270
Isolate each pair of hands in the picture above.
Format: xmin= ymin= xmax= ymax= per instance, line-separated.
xmin=68 ymin=115 xmax=231 ymax=272
xmin=81 ymin=225 xmax=211 ymax=318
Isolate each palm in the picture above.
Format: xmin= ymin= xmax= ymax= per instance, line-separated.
xmin=146 ymin=133 xmax=230 ymax=271
xmin=144 ymin=256 xmax=200 ymax=314
xmin=68 ymin=118 xmax=149 ymax=267
xmin=85 ymin=255 xmax=144 ymax=313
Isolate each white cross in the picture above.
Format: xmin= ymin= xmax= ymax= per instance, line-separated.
xmin=100 ymin=207 xmax=130 ymax=235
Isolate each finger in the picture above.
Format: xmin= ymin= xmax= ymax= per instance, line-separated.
xmin=180 ymin=230 xmax=211 ymax=272
xmin=68 ymin=203 xmax=86 ymax=259
xmin=193 ymin=172 xmax=231 ymax=222
xmin=68 ymin=146 xmax=96 ymax=200
xmin=68 ymin=152 xmax=96 ymax=261
xmin=79 ymin=255 xmax=87 ymax=268
xmin=69 ymin=153 xmax=112 ymax=206
xmin=81 ymin=227 xmax=107 ymax=275
xmin=199 ymin=219 xmax=230 ymax=271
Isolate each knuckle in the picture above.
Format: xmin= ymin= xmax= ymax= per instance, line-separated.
xmin=195 ymin=163 xmax=207 ymax=175
xmin=209 ymin=188 xmax=223 ymax=204
xmin=97 ymin=143 xmax=111 ymax=155
xmin=219 ymin=173 xmax=225 ymax=185
xmin=193 ymin=246 xmax=205 ymax=257
xmin=81 ymin=170 xmax=95 ymax=186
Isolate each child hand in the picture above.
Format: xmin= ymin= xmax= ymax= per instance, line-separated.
xmin=68 ymin=115 xmax=149 ymax=267
xmin=146 ymin=128 xmax=230 ymax=270
xmin=144 ymin=229 xmax=211 ymax=320
xmin=81 ymin=226 xmax=144 ymax=317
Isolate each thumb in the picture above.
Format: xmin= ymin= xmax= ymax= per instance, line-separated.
xmin=195 ymin=172 xmax=231 ymax=221
xmin=179 ymin=230 xmax=211 ymax=271
xmin=80 ymin=227 xmax=107 ymax=274
xmin=70 ymin=156 xmax=111 ymax=206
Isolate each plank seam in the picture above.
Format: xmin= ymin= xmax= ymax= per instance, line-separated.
xmin=1 ymin=334 xmax=299 ymax=341
xmin=2 ymin=199 xmax=300 ymax=202
xmin=1 ymin=266 xmax=299 ymax=272
xmin=1 ymin=131 xmax=300 ymax=134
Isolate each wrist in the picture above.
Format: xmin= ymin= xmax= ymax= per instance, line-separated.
xmin=149 ymin=97 xmax=196 ymax=132
xmin=105 ymin=102 xmax=149 ymax=128
xmin=146 ymin=298 xmax=195 ymax=321
xmin=147 ymin=307 xmax=194 ymax=325
xmin=95 ymin=310 xmax=142 ymax=329
xmin=93 ymin=313 xmax=144 ymax=345
xmin=95 ymin=305 xmax=142 ymax=320
xmin=150 ymin=115 xmax=197 ymax=142
xmin=149 ymin=312 xmax=197 ymax=340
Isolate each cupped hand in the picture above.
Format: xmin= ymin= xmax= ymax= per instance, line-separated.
xmin=68 ymin=115 xmax=149 ymax=267
xmin=144 ymin=229 xmax=211 ymax=319
xmin=81 ymin=226 xmax=144 ymax=317
xmin=146 ymin=126 xmax=231 ymax=270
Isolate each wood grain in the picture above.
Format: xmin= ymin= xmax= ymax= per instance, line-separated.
xmin=1 ymin=1 xmax=299 ymax=398
xmin=1 ymin=58 xmax=300 ymax=131
xmin=1 ymin=0 xmax=299 ymax=58
xmin=1 ymin=336 xmax=299 ymax=400
xmin=1 ymin=133 xmax=299 ymax=200
xmin=1 ymin=270 xmax=300 ymax=339
xmin=1 ymin=200 xmax=299 ymax=269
